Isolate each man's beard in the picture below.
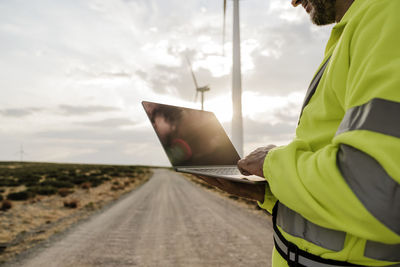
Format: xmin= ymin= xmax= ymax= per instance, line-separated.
xmin=308 ymin=0 xmax=336 ymax=25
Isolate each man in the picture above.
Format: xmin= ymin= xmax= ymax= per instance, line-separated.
xmin=198 ymin=0 xmax=400 ymax=266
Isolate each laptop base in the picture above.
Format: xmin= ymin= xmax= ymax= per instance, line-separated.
xmin=176 ymin=167 xmax=266 ymax=184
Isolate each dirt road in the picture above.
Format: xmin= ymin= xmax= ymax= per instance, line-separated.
xmin=5 ymin=169 xmax=274 ymax=267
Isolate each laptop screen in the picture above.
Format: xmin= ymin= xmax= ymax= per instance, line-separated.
xmin=143 ymin=101 xmax=240 ymax=167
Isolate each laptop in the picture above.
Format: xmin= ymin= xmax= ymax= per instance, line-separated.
xmin=142 ymin=101 xmax=266 ymax=184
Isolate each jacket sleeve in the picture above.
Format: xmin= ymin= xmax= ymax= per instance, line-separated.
xmin=263 ymin=1 xmax=400 ymax=244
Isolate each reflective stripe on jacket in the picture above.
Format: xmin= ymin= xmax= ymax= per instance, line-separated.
xmin=258 ymin=0 xmax=400 ymax=265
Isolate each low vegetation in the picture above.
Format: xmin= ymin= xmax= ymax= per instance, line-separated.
xmin=7 ymin=191 xmax=31 ymax=201
xmin=58 ymin=188 xmax=73 ymax=197
xmin=0 ymin=200 xmax=12 ymax=211
xmin=0 ymin=162 xmax=150 ymax=211
xmin=63 ymin=199 xmax=79 ymax=209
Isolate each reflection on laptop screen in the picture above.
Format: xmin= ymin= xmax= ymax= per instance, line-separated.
xmin=143 ymin=101 xmax=240 ymax=167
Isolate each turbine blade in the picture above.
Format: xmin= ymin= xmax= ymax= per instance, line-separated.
xmin=222 ymin=0 xmax=226 ymax=56
xmin=185 ymin=55 xmax=199 ymax=90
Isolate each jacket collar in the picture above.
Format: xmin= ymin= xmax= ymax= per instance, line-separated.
xmin=324 ymin=0 xmax=362 ymax=56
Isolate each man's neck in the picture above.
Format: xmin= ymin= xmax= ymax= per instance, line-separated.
xmin=336 ymin=0 xmax=354 ymax=22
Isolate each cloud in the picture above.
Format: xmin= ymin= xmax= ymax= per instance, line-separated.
xmin=244 ymin=117 xmax=296 ymax=143
xmin=77 ymin=118 xmax=136 ymax=128
xmin=243 ymin=22 xmax=332 ymax=96
xmin=135 ymin=70 xmax=148 ymax=80
xmin=0 ymin=107 xmax=42 ymax=117
xmin=58 ymin=105 xmax=119 ymax=115
xmin=273 ymin=106 xmax=301 ymax=123
xmin=34 ymin=125 xmax=154 ymax=143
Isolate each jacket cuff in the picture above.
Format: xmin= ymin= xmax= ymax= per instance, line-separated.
xmin=257 ymin=148 xmax=279 ymax=213
xmin=263 ymin=145 xmax=278 ymax=183
xmin=257 ymin=182 xmax=277 ymax=214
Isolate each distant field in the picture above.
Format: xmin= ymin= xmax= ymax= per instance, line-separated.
xmin=0 ymin=162 xmax=152 ymax=263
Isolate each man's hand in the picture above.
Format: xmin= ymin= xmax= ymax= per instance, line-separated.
xmin=237 ymin=145 xmax=276 ymax=177
xmin=195 ymin=175 xmax=265 ymax=202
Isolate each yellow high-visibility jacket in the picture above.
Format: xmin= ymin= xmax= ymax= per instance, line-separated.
xmin=259 ymin=0 xmax=400 ymax=266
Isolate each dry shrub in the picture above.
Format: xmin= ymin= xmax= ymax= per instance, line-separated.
xmin=40 ymin=180 xmax=74 ymax=188
xmin=63 ymin=199 xmax=78 ymax=209
xmin=0 ymin=243 xmax=7 ymax=253
xmin=111 ymin=185 xmax=120 ymax=191
xmin=81 ymin=182 xmax=91 ymax=190
xmin=1 ymin=200 xmax=12 ymax=211
xmin=29 ymin=186 xmax=57 ymax=196
xmin=58 ymin=188 xmax=73 ymax=197
xmin=85 ymin=202 xmax=95 ymax=210
xmin=7 ymin=191 xmax=30 ymax=201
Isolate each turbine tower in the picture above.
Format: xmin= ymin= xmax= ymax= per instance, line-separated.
xmin=185 ymin=56 xmax=210 ymax=110
xmin=17 ymin=144 xmax=26 ymax=162
xmin=223 ymin=0 xmax=243 ymax=157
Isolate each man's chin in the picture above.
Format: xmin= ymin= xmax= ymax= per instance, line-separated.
xmin=310 ymin=11 xmax=336 ymax=25
xmin=306 ymin=0 xmax=337 ymax=25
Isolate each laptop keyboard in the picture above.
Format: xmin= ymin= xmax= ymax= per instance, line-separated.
xmin=190 ymin=167 xmax=241 ymax=175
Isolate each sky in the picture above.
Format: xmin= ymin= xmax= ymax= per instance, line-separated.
xmin=0 ymin=0 xmax=333 ymax=166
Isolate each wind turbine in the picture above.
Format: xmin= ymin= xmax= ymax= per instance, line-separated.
xmin=15 ymin=144 xmax=26 ymax=162
xmin=185 ymin=56 xmax=210 ymax=111
xmin=223 ymin=0 xmax=243 ymax=157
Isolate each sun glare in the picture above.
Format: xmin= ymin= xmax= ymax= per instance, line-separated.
xmin=205 ymin=91 xmax=303 ymax=124
xmin=206 ymin=96 xmax=233 ymax=123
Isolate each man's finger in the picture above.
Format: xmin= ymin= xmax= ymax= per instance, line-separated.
xmin=237 ymin=159 xmax=251 ymax=175
xmin=237 ymin=158 xmax=246 ymax=169
xmin=238 ymin=167 xmax=251 ymax=176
